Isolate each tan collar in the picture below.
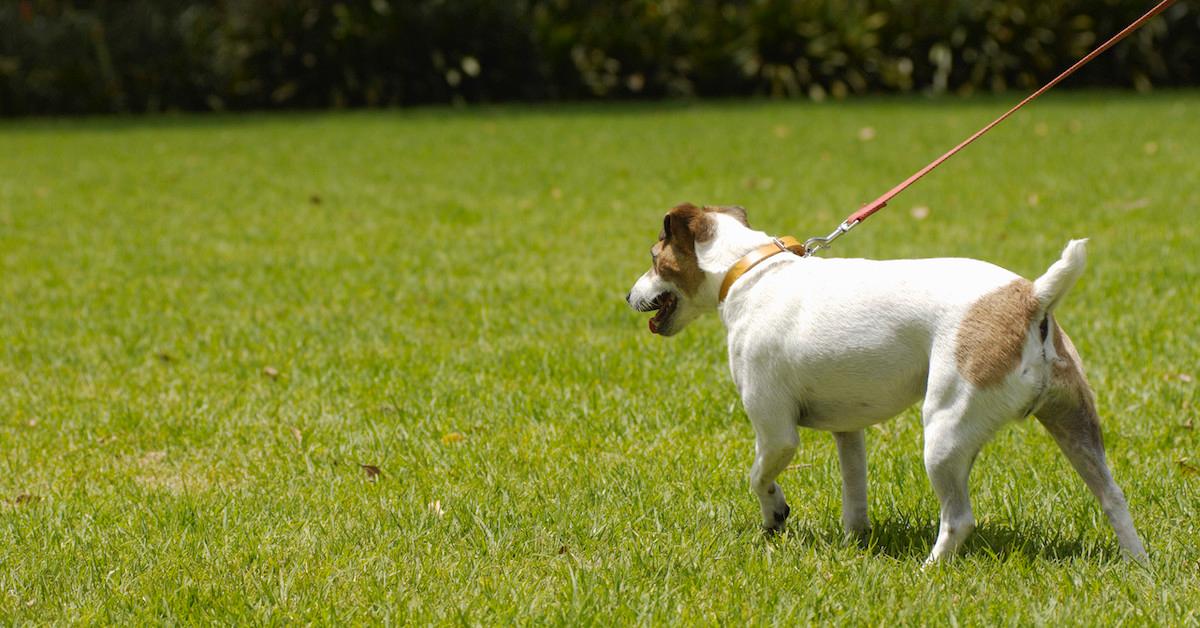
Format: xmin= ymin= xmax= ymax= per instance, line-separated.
xmin=718 ymin=236 xmax=806 ymax=303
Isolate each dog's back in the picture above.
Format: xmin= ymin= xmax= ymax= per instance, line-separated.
xmin=723 ymin=242 xmax=1090 ymax=432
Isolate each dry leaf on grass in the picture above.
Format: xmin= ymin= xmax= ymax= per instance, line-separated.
xmin=742 ymin=177 xmax=774 ymax=191
xmin=14 ymin=494 xmax=41 ymax=506
xmin=429 ymin=500 xmax=445 ymax=517
xmin=262 ymin=366 xmax=280 ymax=380
xmin=441 ymin=432 xmax=465 ymax=445
xmin=1179 ymin=459 xmax=1199 ymax=477
xmin=1109 ymin=198 xmax=1151 ymax=212
xmin=360 ymin=464 xmax=382 ymax=480
xmin=290 ymin=426 xmax=303 ymax=446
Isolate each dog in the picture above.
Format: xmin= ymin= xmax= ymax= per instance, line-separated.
xmin=626 ymin=202 xmax=1147 ymax=565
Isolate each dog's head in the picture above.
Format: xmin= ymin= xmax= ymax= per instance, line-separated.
xmin=626 ymin=202 xmax=750 ymax=336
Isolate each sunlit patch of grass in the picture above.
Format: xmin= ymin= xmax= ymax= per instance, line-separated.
xmin=1 ymin=92 xmax=1198 ymax=622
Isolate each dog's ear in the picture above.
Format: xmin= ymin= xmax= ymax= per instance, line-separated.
xmin=711 ymin=205 xmax=749 ymax=227
xmin=662 ymin=202 xmax=716 ymax=244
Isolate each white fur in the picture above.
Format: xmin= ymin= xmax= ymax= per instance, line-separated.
xmin=628 ymin=214 xmax=1146 ymax=564
xmin=1034 ymin=238 xmax=1088 ymax=312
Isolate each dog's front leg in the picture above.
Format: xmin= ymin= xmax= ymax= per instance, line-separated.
xmin=746 ymin=397 xmax=800 ymax=532
xmin=833 ymin=431 xmax=870 ymax=538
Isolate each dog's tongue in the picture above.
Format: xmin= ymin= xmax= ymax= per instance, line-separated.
xmin=648 ymin=295 xmax=672 ymax=334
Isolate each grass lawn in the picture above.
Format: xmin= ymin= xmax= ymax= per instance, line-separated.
xmin=1 ymin=92 xmax=1198 ymax=623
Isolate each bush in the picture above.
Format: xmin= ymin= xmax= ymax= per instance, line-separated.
xmin=1 ymin=0 xmax=1197 ymax=115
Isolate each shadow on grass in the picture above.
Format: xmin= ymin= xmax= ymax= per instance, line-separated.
xmin=764 ymin=515 xmax=1121 ymax=564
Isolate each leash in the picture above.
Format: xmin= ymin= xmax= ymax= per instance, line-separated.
xmin=801 ymin=0 xmax=1178 ymax=256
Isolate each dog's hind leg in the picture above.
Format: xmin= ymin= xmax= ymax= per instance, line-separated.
xmin=745 ymin=394 xmax=800 ymax=532
xmin=921 ymin=411 xmax=988 ymax=565
xmin=920 ymin=366 xmax=1014 ymax=565
xmin=1035 ymin=326 xmax=1147 ymax=562
xmin=833 ymin=430 xmax=869 ymax=538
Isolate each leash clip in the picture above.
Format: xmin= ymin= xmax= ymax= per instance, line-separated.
xmin=803 ymin=220 xmax=859 ymax=257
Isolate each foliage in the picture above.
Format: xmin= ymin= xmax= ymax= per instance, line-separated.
xmin=1 ymin=0 xmax=1198 ymax=114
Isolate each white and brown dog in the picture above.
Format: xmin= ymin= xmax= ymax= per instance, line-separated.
xmin=627 ymin=202 xmax=1146 ymax=564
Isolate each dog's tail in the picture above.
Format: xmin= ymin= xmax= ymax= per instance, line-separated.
xmin=1033 ymin=238 xmax=1088 ymax=314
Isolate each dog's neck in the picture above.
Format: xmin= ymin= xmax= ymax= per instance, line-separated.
xmin=690 ymin=215 xmax=790 ymax=313
xmin=696 ymin=214 xmax=781 ymax=277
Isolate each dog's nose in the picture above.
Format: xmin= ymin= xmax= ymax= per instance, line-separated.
xmin=625 ymin=291 xmax=632 ymax=305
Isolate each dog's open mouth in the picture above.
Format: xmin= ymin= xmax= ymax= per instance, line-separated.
xmin=646 ymin=292 xmax=678 ymax=335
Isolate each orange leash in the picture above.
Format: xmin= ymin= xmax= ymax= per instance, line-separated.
xmin=803 ymin=0 xmax=1178 ymax=256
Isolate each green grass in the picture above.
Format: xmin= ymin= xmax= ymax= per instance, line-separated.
xmin=1 ymin=92 xmax=1198 ymax=624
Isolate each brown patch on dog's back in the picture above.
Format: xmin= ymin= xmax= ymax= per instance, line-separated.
xmin=955 ymin=279 xmax=1041 ymax=387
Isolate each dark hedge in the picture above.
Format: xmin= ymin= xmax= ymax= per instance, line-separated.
xmin=2 ymin=0 xmax=1197 ymax=115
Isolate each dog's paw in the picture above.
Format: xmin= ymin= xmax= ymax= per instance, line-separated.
xmin=763 ymin=504 xmax=791 ymax=533
xmin=921 ymin=554 xmax=943 ymax=571
xmin=842 ymin=525 xmax=872 ymax=546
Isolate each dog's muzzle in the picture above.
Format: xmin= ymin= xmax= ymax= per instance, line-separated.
xmin=643 ymin=292 xmax=677 ymax=334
